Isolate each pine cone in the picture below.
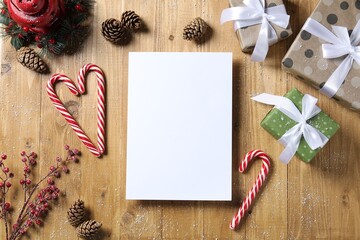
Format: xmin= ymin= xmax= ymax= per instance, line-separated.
xmin=183 ymin=17 xmax=208 ymax=41
xmin=121 ymin=10 xmax=141 ymax=31
xmin=67 ymin=199 xmax=86 ymax=227
xmin=16 ymin=47 xmax=48 ymax=73
xmin=76 ymin=220 xmax=102 ymax=238
xmin=101 ymin=18 xmax=129 ymax=43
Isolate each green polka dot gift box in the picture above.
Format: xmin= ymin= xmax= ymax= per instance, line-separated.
xmin=260 ymin=88 xmax=340 ymax=163
xmin=282 ymin=0 xmax=360 ymax=111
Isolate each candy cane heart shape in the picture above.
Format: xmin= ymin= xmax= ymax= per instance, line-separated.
xmin=230 ymin=150 xmax=271 ymax=230
xmin=47 ymin=64 xmax=106 ymax=157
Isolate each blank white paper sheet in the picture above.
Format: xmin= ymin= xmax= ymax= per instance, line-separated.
xmin=126 ymin=52 xmax=232 ymax=201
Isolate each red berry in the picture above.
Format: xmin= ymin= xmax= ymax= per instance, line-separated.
xmin=26 ymin=179 xmax=31 ymax=185
xmin=73 ymin=149 xmax=80 ymax=155
xmin=18 ymin=33 xmax=24 ymax=39
xmin=24 ymin=166 xmax=30 ymax=173
xmin=34 ymin=35 xmax=41 ymax=42
xmin=48 ymin=38 xmax=56 ymax=44
xmin=20 ymin=151 xmax=26 ymax=156
xmin=4 ymin=202 xmax=10 ymax=210
xmin=52 ymin=193 xmax=58 ymax=199
xmin=29 ymin=159 xmax=36 ymax=166
xmin=50 ymin=166 xmax=56 ymax=171
xmin=3 ymin=167 xmax=9 ymax=173
xmin=37 ymin=44 xmax=43 ymax=48
xmin=54 ymin=171 xmax=60 ymax=178
xmin=0 ymin=182 xmax=3 ymax=187
xmin=20 ymin=179 xmax=25 ymax=185
xmin=22 ymin=157 xmax=27 ymax=163
xmin=62 ymin=166 xmax=69 ymax=173
xmin=35 ymin=219 xmax=42 ymax=225
xmin=26 ymin=219 xmax=33 ymax=226
xmin=31 ymin=152 xmax=37 ymax=158
xmin=9 ymin=172 xmax=14 ymax=178
xmin=64 ymin=145 xmax=70 ymax=150
xmin=1 ymin=9 xmax=6 ymax=15
xmin=47 ymin=178 xmax=54 ymax=185
xmin=23 ymin=26 xmax=29 ymax=32
xmin=75 ymin=4 xmax=83 ymax=11
xmin=1 ymin=154 xmax=6 ymax=160
xmin=6 ymin=182 xmax=11 ymax=188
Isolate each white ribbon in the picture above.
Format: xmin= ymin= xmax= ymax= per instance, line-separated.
xmin=252 ymin=93 xmax=329 ymax=164
xmin=220 ymin=0 xmax=290 ymax=62
xmin=303 ymin=18 xmax=360 ymax=97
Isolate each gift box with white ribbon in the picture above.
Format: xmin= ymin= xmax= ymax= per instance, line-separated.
xmin=252 ymin=88 xmax=340 ymax=164
xmin=221 ymin=0 xmax=292 ymax=61
xmin=282 ymin=0 xmax=360 ymax=111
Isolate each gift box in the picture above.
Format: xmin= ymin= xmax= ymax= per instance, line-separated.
xmin=259 ymin=88 xmax=339 ymax=163
xmin=282 ymin=0 xmax=360 ymax=111
xmin=229 ymin=0 xmax=292 ymax=52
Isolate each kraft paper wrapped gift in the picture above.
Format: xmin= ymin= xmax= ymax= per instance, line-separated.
xmin=254 ymin=88 xmax=340 ymax=163
xmin=228 ymin=0 xmax=292 ymax=52
xmin=282 ymin=0 xmax=360 ymax=111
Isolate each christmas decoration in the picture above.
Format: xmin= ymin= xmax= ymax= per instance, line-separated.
xmin=230 ymin=150 xmax=271 ymax=230
xmin=183 ymin=17 xmax=208 ymax=41
xmin=16 ymin=47 xmax=48 ymax=73
xmin=220 ymin=0 xmax=292 ymax=61
xmin=67 ymin=199 xmax=86 ymax=227
xmin=101 ymin=18 xmax=129 ymax=43
xmin=0 ymin=0 xmax=94 ymax=55
xmin=120 ymin=10 xmax=141 ymax=31
xmin=0 ymin=145 xmax=80 ymax=240
xmin=47 ymin=64 xmax=106 ymax=157
xmin=252 ymin=88 xmax=340 ymax=163
xmin=282 ymin=0 xmax=360 ymax=111
xmin=76 ymin=220 xmax=102 ymax=238
xmin=101 ymin=10 xmax=142 ymax=44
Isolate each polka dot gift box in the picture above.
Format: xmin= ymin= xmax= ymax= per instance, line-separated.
xmin=221 ymin=0 xmax=292 ymax=61
xmin=255 ymin=88 xmax=340 ymax=163
xmin=282 ymin=0 xmax=360 ymax=111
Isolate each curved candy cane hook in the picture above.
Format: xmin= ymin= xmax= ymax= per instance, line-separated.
xmin=230 ymin=150 xmax=271 ymax=230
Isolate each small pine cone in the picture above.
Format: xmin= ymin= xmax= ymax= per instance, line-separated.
xmin=183 ymin=17 xmax=208 ymax=41
xmin=101 ymin=18 xmax=129 ymax=43
xmin=121 ymin=10 xmax=141 ymax=30
xmin=76 ymin=220 xmax=102 ymax=238
xmin=67 ymin=199 xmax=86 ymax=227
xmin=16 ymin=47 xmax=48 ymax=73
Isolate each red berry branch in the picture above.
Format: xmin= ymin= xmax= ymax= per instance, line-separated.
xmin=0 ymin=145 xmax=80 ymax=240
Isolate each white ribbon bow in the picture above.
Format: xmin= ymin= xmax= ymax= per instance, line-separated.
xmin=252 ymin=93 xmax=329 ymax=164
xmin=220 ymin=0 xmax=290 ymax=62
xmin=303 ymin=18 xmax=360 ymax=97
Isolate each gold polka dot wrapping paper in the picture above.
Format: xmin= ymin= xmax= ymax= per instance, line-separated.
xmin=282 ymin=0 xmax=360 ymax=111
xmin=229 ymin=0 xmax=293 ymax=52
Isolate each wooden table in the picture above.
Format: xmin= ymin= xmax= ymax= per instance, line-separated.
xmin=1 ymin=0 xmax=359 ymax=239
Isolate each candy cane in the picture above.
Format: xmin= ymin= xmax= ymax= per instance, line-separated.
xmin=230 ymin=150 xmax=271 ymax=230
xmin=47 ymin=64 xmax=106 ymax=157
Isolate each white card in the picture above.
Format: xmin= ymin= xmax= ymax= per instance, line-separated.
xmin=126 ymin=52 xmax=232 ymax=201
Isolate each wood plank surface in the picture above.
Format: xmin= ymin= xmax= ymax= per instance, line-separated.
xmin=0 ymin=0 xmax=359 ymax=239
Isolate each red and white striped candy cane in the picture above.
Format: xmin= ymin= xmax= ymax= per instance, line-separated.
xmin=230 ymin=150 xmax=271 ymax=230
xmin=47 ymin=64 xmax=106 ymax=157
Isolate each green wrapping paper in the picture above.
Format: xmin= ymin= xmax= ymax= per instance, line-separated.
xmin=260 ymin=88 xmax=340 ymax=162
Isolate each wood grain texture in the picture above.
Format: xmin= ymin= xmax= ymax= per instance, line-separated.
xmin=0 ymin=0 xmax=359 ymax=239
